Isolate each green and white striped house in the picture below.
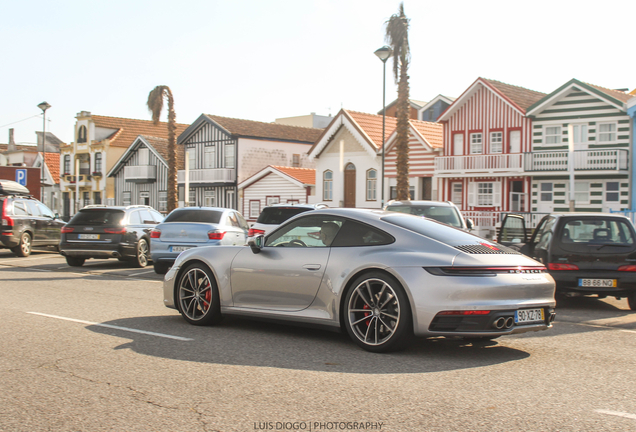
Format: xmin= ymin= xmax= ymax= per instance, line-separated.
xmin=525 ymin=79 xmax=634 ymax=213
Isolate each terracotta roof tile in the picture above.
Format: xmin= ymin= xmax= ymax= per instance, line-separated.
xmin=482 ymin=78 xmax=546 ymax=112
xmin=0 ymin=144 xmax=40 ymax=152
xmin=409 ymin=119 xmax=443 ymax=149
xmin=91 ymin=115 xmax=189 ymax=148
xmin=585 ymin=83 xmax=634 ymax=103
xmin=271 ymin=166 xmax=315 ymax=185
xmin=205 ymin=115 xmax=323 ymax=143
xmin=139 ymin=136 xmax=185 ymax=170
xmin=42 ymin=152 xmax=60 ymax=184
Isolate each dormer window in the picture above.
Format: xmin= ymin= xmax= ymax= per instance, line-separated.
xmin=77 ymin=125 xmax=87 ymax=143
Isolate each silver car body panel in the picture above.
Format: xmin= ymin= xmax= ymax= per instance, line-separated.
xmin=163 ymin=208 xmax=555 ymax=337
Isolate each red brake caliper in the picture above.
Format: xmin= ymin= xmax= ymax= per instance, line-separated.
xmin=363 ymin=304 xmax=371 ymax=326
xmin=203 ymin=282 xmax=211 ymax=310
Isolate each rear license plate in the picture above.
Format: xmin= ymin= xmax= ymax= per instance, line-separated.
xmin=515 ymin=308 xmax=544 ymax=324
xmin=78 ymin=234 xmax=100 ymax=240
xmin=170 ymin=246 xmax=193 ymax=252
xmin=578 ymin=279 xmax=617 ymax=287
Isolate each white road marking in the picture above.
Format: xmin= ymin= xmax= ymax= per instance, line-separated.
xmin=27 ymin=312 xmax=192 ymax=341
xmin=595 ymin=409 xmax=636 ymax=421
xmin=133 ymin=269 xmax=157 ymax=275
xmin=620 ymin=329 xmax=636 ymax=334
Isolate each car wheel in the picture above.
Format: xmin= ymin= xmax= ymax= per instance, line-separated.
xmin=628 ymin=292 xmax=636 ymax=311
xmin=154 ymin=262 xmax=170 ymax=275
xmin=11 ymin=232 xmax=32 ymax=257
xmin=132 ymin=239 xmax=149 ymax=268
xmin=343 ymin=272 xmax=412 ymax=353
xmin=66 ymin=256 xmax=85 ymax=267
xmin=176 ymin=263 xmax=221 ymax=326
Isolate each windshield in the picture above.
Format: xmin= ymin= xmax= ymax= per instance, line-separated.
xmin=257 ymin=207 xmax=311 ymax=225
xmin=70 ymin=209 xmax=125 ymax=225
xmin=164 ymin=209 xmax=222 ymax=224
xmin=385 ymin=205 xmax=463 ymax=228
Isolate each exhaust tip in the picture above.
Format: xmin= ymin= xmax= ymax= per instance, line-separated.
xmin=505 ymin=317 xmax=514 ymax=329
xmin=549 ymin=313 xmax=556 ymax=323
xmin=493 ymin=317 xmax=506 ymax=329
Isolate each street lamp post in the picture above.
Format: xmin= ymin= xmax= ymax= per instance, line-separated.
xmin=37 ymin=101 xmax=51 ymax=203
xmin=374 ymin=46 xmax=392 ymax=208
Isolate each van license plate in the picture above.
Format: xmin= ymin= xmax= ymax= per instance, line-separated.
xmin=78 ymin=234 xmax=99 ymax=240
xmin=515 ymin=308 xmax=544 ymax=324
xmin=579 ymin=279 xmax=616 ymax=287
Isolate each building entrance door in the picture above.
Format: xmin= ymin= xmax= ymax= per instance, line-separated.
xmin=344 ymin=163 xmax=356 ymax=208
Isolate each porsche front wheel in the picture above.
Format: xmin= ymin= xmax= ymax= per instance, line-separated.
xmin=176 ymin=263 xmax=221 ymax=326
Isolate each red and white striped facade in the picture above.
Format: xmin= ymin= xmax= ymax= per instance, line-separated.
xmin=384 ymin=121 xmax=443 ymax=179
xmin=436 ymin=78 xmax=545 ymax=213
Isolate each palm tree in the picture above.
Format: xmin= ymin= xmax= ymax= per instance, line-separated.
xmin=385 ymin=3 xmax=410 ymax=201
xmin=147 ymin=86 xmax=178 ymax=212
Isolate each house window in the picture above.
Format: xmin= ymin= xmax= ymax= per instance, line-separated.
xmin=390 ymin=186 xmax=415 ymax=200
xmin=123 ymin=191 xmax=131 ymax=206
xmin=323 ymin=170 xmax=333 ymax=201
xmin=189 ymin=189 xmax=196 ymax=207
xmin=453 ymin=133 xmax=464 ymax=156
xmin=225 ymin=144 xmax=235 ymax=168
xmin=598 ymin=123 xmax=617 ymax=143
xmin=540 ymin=183 xmax=553 ymax=202
xmin=606 ymin=182 xmax=619 ymax=202
xmin=158 ymin=191 xmax=167 ymax=212
xmin=139 ymin=191 xmax=150 ymax=206
xmin=138 ymin=147 xmax=149 ymax=165
xmin=204 ymin=190 xmax=216 ymax=207
xmin=451 ymin=183 xmax=462 ymax=206
xmin=545 ymin=126 xmax=562 ymax=144
xmin=77 ymin=125 xmax=87 ymax=143
xmin=204 ymin=145 xmax=216 ymax=169
xmin=93 ymin=192 xmax=101 ymax=205
xmin=266 ymin=196 xmax=280 ymax=206
xmin=292 ymin=154 xmax=300 ymax=167
xmin=470 ymin=133 xmax=482 ymax=154
xmin=509 ymin=130 xmax=521 ymax=153
xmin=249 ymin=200 xmax=260 ymax=219
xmin=94 ymin=153 xmax=102 ymax=173
xmin=575 ymin=182 xmax=589 ymax=204
xmin=490 ymin=132 xmax=503 ymax=153
xmin=477 ymin=182 xmax=494 ymax=206
xmin=187 ymin=149 xmax=196 ymax=170
xmin=64 ymin=155 xmax=71 ymax=174
xmin=83 ymin=192 xmax=90 ymax=207
xmin=366 ymin=169 xmax=377 ymax=201
xmin=572 ymin=124 xmax=588 ymax=148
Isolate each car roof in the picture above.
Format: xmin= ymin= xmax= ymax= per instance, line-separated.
xmin=170 ymin=206 xmax=231 ymax=212
xmin=549 ymin=212 xmax=630 ymax=219
xmin=80 ymin=205 xmax=155 ymax=212
xmin=385 ymin=200 xmax=456 ymax=207
xmin=262 ymin=203 xmax=328 ymax=210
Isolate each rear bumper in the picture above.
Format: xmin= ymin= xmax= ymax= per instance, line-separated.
xmin=60 ymin=249 xmax=122 ymax=258
xmin=59 ymin=242 xmax=135 ymax=259
xmin=551 ymin=271 xmax=636 ymax=296
xmin=0 ymin=234 xmax=18 ymax=248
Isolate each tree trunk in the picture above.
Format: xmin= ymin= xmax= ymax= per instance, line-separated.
xmin=167 ymin=95 xmax=178 ymax=212
xmin=395 ymin=56 xmax=410 ymax=201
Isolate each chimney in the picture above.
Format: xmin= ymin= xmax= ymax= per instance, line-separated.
xmin=8 ymin=128 xmax=15 ymax=151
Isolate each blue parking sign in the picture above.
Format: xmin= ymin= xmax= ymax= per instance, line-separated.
xmin=15 ymin=169 xmax=27 ymax=186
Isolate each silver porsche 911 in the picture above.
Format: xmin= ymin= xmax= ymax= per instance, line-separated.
xmin=163 ymin=208 xmax=556 ymax=352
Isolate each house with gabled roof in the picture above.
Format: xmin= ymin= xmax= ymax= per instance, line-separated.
xmin=526 ymin=79 xmax=634 ymax=213
xmin=308 ymin=109 xmax=443 ymax=208
xmin=59 ymin=111 xmax=189 ymax=218
xmin=107 ymin=135 xmax=185 ymax=213
xmin=238 ymin=165 xmax=316 ymax=222
xmin=419 ymin=95 xmax=455 ymax=122
xmin=379 ymin=98 xmax=427 ymax=120
xmin=435 ymin=78 xmax=546 ymax=231
xmin=177 ymin=114 xmax=322 ymax=210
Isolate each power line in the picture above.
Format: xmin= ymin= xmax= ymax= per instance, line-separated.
xmin=0 ymin=114 xmax=41 ymax=129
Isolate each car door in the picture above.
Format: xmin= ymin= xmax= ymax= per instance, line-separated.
xmin=23 ymin=200 xmax=47 ymax=245
xmin=498 ymin=214 xmax=528 ymax=251
xmin=230 ymin=215 xmax=338 ymax=311
xmin=36 ymin=201 xmax=63 ymax=244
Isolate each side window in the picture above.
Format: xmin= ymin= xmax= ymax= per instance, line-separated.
xmin=227 ymin=212 xmax=240 ymax=228
xmin=331 ymin=220 xmax=394 ymax=247
xmin=265 ymin=216 xmax=343 ymax=248
xmin=150 ymin=210 xmax=164 ymax=223
xmin=531 ymin=217 xmax=550 ymax=243
xmin=37 ymin=202 xmax=55 ymax=218
xmin=128 ymin=211 xmax=141 ymax=225
xmin=535 ymin=217 xmax=556 ymax=251
xmin=139 ymin=209 xmax=154 ymax=224
xmin=236 ymin=212 xmax=249 ymax=230
xmin=12 ymin=201 xmax=28 ymax=216
xmin=24 ymin=200 xmax=42 ymax=216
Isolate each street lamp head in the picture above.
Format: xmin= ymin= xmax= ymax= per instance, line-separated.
xmin=374 ymin=46 xmax=392 ymax=63
xmin=37 ymin=101 xmax=51 ymax=112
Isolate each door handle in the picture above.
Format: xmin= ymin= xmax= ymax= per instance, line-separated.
xmin=303 ymin=264 xmax=321 ymax=271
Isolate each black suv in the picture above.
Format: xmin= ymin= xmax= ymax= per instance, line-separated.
xmin=498 ymin=212 xmax=636 ymax=310
xmin=59 ymin=205 xmax=164 ymax=267
xmin=0 ymin=181 xmax=65 ymax=257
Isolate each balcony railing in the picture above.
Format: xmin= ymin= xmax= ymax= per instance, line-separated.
xmin=525 ymin=149 xmax=628 ymax=172
xmin=435 ymin=154 xmax=524 ymax=174
xmin=63 ymin=174 xmax=91 ymax=186
xmin=124 ymin=165 xmax=157 ymax=182
xmin=177 ymin=168 xmax=235 ymax=184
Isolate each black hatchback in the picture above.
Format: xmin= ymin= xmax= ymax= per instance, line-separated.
xmin=498 ymin=213 xmax=636 ymax=310
xmin=59 ymin=205 xmax=164 ymax=267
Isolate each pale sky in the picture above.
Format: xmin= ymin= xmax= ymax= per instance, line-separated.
xmin=1 ymin=0 xmax=633 ymax=146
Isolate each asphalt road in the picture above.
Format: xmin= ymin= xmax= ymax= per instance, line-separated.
xmin=1 ymin=249 xmax=636 ymax=431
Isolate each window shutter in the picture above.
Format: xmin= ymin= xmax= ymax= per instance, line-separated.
xmin=468 ymin=183 xmax=475 ymax=207
xmin=493 ymin=182 xmax=502 ymax=208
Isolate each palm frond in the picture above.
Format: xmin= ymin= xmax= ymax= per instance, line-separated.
xmin=384 ymin=3 xmax=410 ymax=83
xmin=147 ymin=86 xmax=168 ymax=125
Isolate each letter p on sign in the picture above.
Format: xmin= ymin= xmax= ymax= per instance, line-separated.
xmin=16 ymin=169 xmax=27 ymax=186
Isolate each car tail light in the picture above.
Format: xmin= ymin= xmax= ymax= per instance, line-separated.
xmin=548 ymin=263 xmax=579 ymax=271
xmin=104 ymin=227 xmax=126 ymax=234
xmin=150 ymin=229 xmax=161 ymax=239
xmin=61 ymin=226 xmax=74 ymax=233
xmin=208 ymin=231 xmax=226 ymax=240
xmin=1 ymin=199 xmax=13 ymax=227
xmin=437 ymin=310 xmax=491 ymax=315
xmin=248 ymin=228 xmax=265 ymax=237
xmin=618 ymin=265 xmax=636 ymax=272
xmin=426 ymin=266 xmax=546 ymax=276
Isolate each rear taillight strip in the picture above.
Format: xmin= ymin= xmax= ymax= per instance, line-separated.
xmin=425 ymin=266 xmax=546 ymax=276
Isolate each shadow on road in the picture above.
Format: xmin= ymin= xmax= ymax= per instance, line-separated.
xmin=86 ymin=314 xmax=531 ymax=374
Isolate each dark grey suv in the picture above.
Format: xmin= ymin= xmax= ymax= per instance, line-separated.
xmin=0 ymin=182 xmax=65 ymax=257
xmin=59 ymin=205 xmax=164 ymax=267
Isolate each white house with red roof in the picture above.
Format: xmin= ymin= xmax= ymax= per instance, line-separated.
xmin=307 ymin=109 xmax=443 ymax=208
xmin=238 ymin=165 xmax=316 ymax=222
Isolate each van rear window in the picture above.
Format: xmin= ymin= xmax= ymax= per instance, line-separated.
xmin=561 ymin=218 xmax=634 ymax=245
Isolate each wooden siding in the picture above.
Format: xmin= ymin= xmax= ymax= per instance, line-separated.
xmin=241 ymin=173 xmax=308 ymax=222
xmin=112 ymin=143 xmax=168 ymax=211
xmin=384 ymin=134 xmax=436 ymax=177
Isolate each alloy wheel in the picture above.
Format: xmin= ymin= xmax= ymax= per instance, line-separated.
xmin=347 ymin=278 xmax=401 ymax=346
xmin=179 ymin=267 xmax=213 ymax=322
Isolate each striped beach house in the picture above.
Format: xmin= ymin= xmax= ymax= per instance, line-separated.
xmin=435 ymin=78 xmax=545 ymax=237
xmin=525 ymin=79 xmax=634 ymax=213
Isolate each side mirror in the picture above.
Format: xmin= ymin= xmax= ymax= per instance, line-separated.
xmin=54 ymin=212 xmax=60 ymax=220
xmin=248 ymin=235 xmax=264 ymax=254
xmin=466 ymin=218 xmax=474 ymax=230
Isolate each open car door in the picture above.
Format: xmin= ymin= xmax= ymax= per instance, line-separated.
xmin=497 ymin=214 xmax=528 ymax=251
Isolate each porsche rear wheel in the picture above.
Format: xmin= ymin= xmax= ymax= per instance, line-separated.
xmin=344 ymin=272 xmax=412 ymax=353
xmin=176 ymin=263 xmax=221 ymax=326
